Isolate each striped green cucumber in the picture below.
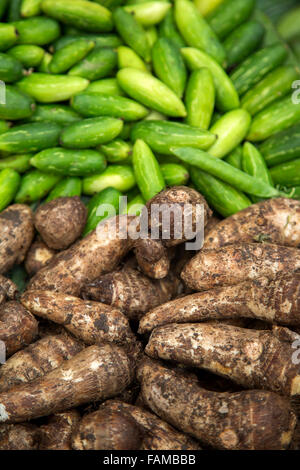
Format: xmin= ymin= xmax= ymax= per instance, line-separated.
xmin=118 ymin=46 xmax=149 ymax=73
xmin=224 ymin=146 xmax=243 ymax=170
xmin=72 ymin=93 xmax=148 ymax=122
xmin=0 ymin=153 xmax=32 ymax=172
xmin=12 ymin=16 xmax=60 ymax=45
xmin=0 ymin=53 xmax=23 ymax=83
xmin=113 ymin=7 xmax=151 ymax=62
xmin=190 ymin=166 xmax=251 ymax=217
xmin=83 ymin=187 xmax=122 ymax=237
xmin=68 ymin=47 xmax=117 ymax=81
xmin=0 ymin=24 xmax=18 ymax=51
xmin=152 ymin=38 xmax=187 ymax=98
xmin=174 ymin=0 xmax=226 ymax=66
xmin=49 ymin=39 xmax=95 ymax=74
xmin=60 ymin=117 xmax=123 ymax=149
xmin=223 ymin=21 xmax=265 ymax=68
xmin=124 ymin=2 xmax=171 ymax=27
xmin=208 ymin=109 xmax=251 ymax=159
xmin=31 ymin=148 xmax=107 ymax=176
xmin=7 ymin=45 xmax=45 ymax=68
xmin=0 ymin=85 xmax=35 ymax=120
xmin=247 ymin=95 xmax=300 ymax=142
xmin=83 ymin=165 xmax=136 ymax=195
xmin=158 ymin=9 xmax=185 ymax=48
xmin=15 ymin=170 xmax=61 ymax=203
xmin=0 ymin=169 xmax=20 ymax=211
xmin=0 ymin=122 xmax=61 ymax=153
xmin=182 ymin=47 xmax=239 ymax=112
xmin=46 ymin=177 xmax=82 ymax=202
xmin=26 ymin=104 xmax=81 ymax=126
xmin=117 ymin=68 xmax=186 ymax=118
xmin=259 ymin=124 xmax=300 ymax=167
xmin=17 ymin=73 xmax=89 ymax=103
xmin=270 ymin=159 xmax=300 ymax=188
xmin=131 ymin=120 xmax=216 ymax=155
xmin=242 ymin=142 xmax=273 ymax=203
xmin=41 ymin=0 xmax=113 ymax=33
xmin=53 ymin=34 xmax=121 ymax=52
xmin=241 ymin=66 xmax=299 ymax=116
xmin=185 ymin=68 xmax=215 ymax=130
xmin=207 ymin=0 xmax=255 ymax=39
xmin=160 ymin=163 xmax=189 ymax=186
xmin=230 ymin=44 xmax=288 ymax=96
xmin=100 ymin=139 xmax=132 ymax=163
xmin=86 ymin=78 xmax=124 ymax=96
xmin=21 ymin=0 xmax=43 ymax=17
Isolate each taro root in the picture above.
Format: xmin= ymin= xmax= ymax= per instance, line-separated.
xmin=25 ymin=239 xmax=56 ymax=276
xmin=0 ymin=274 xmax=18 ymax=305
xmin=39 ymin=410 xmax=80 ymax=450
xmin=0 ymin=423 xmax=40 ymax=450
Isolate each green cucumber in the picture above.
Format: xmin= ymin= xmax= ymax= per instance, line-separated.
xmin=7 ymin=0 xmax=22 ymax=22
xmin=270 ymin=159 xmax=300 ymax=188
xmin=241 ymin=66 xmax=299 ymax=116
xmin=12 ymin=16 xmax=60 ymax=45
xmin=160 ymin=163 xmax=189 ymax=186
xmin=60 ymin=117 xmax=123 ymax=149
xmin=0 ymin=122 xmax=61 ymax=153
xmin=83 ymin=165 xmax=136 ymax=195
xmin=72 ymin=93 xmax=148 ymax=122
xmin=68 ymin=47 xmax=117 ymax=81
xmin=41 ymin=0 xmax=113 ymax=33
xmin=223 ymin=21 xmax=265 ymax=68
xmin=158 ymin=9 xmax=185 ymax=48
xmin=145 ymin=26 xmax=158 ymax=50
xmin=185 ymin=68 xmax=215 ymax=130
xmin=118 ymin=46 xmax=149 ymax=73
xmin=15 ymin=170 xmax=61 ymax=203
xmin=0 ymin=24 xmax=18 ymax=51
xmin=224 ymin=146 xmax=243 ymax=170
xmin=242 ymin=142 xmax=273 ymax=203
xmin=0 ymin=53 xmax=23 ymax=83
xmin=174 ymin=0 xmax=226 ymax=66
xmin=31 ymin=148 xmax=107 ymax=176
xmin=230 ymin=44 xmax=288 ymax=96
xmin=7 ymin=45 xmax=45 ymax=68
xmin=46 ymin=177 xmax=82 ymax=202
xmin=0 ymin=169 xmax=21 ymax=212
xmin=131 ymin=120 xmax=216 ymax=155
xmin=17 ymin=73 xmax=89 ymax=103
xmin=86 ymin=78 xmax=124 ymax=96
xmin=277 ymin=6 xmax=300 ymax=42
xmin=0 ymin=0 xmax=8 ymax=20
xmin=53 ymin=34 xmax=121 ymax=52
xmin=125 ymin=194 xmax=145 ymax=217
xmin=0 ymin=120 xmax=10 ymax=134
xmin=182 ymin=47 xmax=239 ymax=112
xmin=83 ymin=187 xmax=122 ymax=236
xmin=207 ymin=0 xmax=255 ymax=39
xmin=100 ymin=139 xmax=132 ymax=163
xmin=124 ymin=2 xmax=171 ymax=27
xmin=248 ymin=95 xmax=300 ymax=142
xmin=49 ymin=39 xmax=95 ymax=74
xmin=21 ymin=0 xmax=43 ymax=17
xmin=259 ymin=124 xmax=300 ymax=167
xmin=0 ymin=85 xmax=35 ymax=121
xmin=0 ymin=153 xmax=32 ymax=172
xmin=25 ymin=104 xmax=81 ymax=126
xmin=37 ymin=51 xmax=52 ymax=73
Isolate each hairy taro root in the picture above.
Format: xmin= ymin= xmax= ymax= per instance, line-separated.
xmin=39 ymin=410 xmax=80 ymax=450
xmin=25 ymin=239 xmax=56 ymax=276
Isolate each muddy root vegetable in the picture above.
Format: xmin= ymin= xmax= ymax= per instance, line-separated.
xmin=181 ymin=243 xmax=300 ymax=291
xmin=21 ymin=290 xmax=136 ymax=348
xmin=101 ymin=400 xmax=201 ymax=450
xmin=72 ymin=408 xmax=143 ymax=450
xmin=204 ymin=198 xmax=300 ymax=249
xmin=0 ymin=204 xmax=34 ymax=274
xmin=139 ymin=274 xmax=300 ymax=333
xmin=145 ymin=322 xmax=300 ymax=396
xmin=134 ymin=238 xmax=170 ymax=279
xmin=28 ymin=215 xmax=135 ymax=296
xmin=34 ymin=196 xmax=87 ymax=250
xmin=0 ymin=301 xmax=38 ymax=357
xmin=0 ymin=333 xmax=84 ymax=392
xmin=0 ymin=423 xmax=40 ymax=450
xmin=137 ymin=358 xmax=296 ymax=450
xmin=0 ymin=344 xmax=134 ymax=424
xmin=82 ymin=267 xmax=179 ymax=320
xmin=0 ymin=274 xmax=18 ymax=305
xmin=25 ymin=239 xmax=56 ymax=276
xmin=39 ymin=410 xmax=80 ymax=450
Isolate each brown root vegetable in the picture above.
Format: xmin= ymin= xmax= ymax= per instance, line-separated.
xmin=25 ymin=239 xmax=56 ymax=276
xmin=137 ymin=358 xmax=296 ymax=450
xmin=0 ymin=275 xmax=18 ymax=305
xmin=0 ymin=301 xmax=38 ymax=357
xmin=134 ymin=238 xmax=170 ymax=279
xmin=145 ymin=322 xmax=300 ymax=396
xmin=0 ymin=333 xmax=84 ymax=392
xmin=101 ymin=400 xmax=201 ymax=450
xmin=181 ymin=243 xmax=300 ymax=291
xmin=0 ymin=344 xmax=134 ymax=424
xmin=28 ymin=215 xmax=134 ymax=296
xmin=39 ymin=410 xmax=80 ymax=450
xmin=21 ymin=290 xmax=135 ymax=348
xmin=82 ymin=268 xmax=179 ymax=321
xmin=204 ymin=198 xmax=300 ymax=249
xmin=72 ymin=408 xmax=143 ymax=450
xmin=0 ymin=204 xmax=34 ymax=274
xmin=34 ymin=197 xmax=87 ymax=250
xmin=139 ymin=274 xmax=300 ymax=333
xmin=0 ymin=423 xmax=40 ymax=450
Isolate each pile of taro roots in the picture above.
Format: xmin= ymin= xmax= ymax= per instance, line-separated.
xmin=0 ymin=187 xmax=299 ymax=451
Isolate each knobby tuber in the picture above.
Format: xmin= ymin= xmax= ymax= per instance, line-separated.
xmin=182 ymin=243 xmax=300 ymax=291
xmin=137 ymin=358 xmax=296 ymax=450
xmin=0 ymin=344 xmax=134 ymax=423
xmin=134 ymin=237 xmax=171 ymax=279
xmin=0 ymin=423 xmax=40 ymax=450
xmin=25 ymin=239 xmax=56 ymax=276
xmin=0 ymin=274 xmax=18 ymax=305
xmin=39 ymin=410 xmax=80 ymax=450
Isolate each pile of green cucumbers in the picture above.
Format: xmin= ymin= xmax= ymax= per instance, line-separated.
xmin=0 ymin=0 xmax=300 ymax=233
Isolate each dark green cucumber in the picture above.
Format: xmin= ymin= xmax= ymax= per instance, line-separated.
xmin=259 ymin=124 xmax=300 ymax=167
xmin=0 ymin=53 xmax=23 ymax=83
xmin=15 ymin=170 xmax=61 ymax=203
xmin=100 ymin=139 xmax=132 ymax=163
xmin=60 ymin=117 xmax=123 ymax=149
xmin=0 ymin=122 xmax=61 ymax=153
xmin=53 ymin=34 xmax=121 ymax=52
xmin=131 ymin=120 xmax=216 ymax=155
xmin=242 ymin=142 xmax=273 ymax=203
xmin=224 ymin=146 xmax=243 ymax=170
xmin=7 ymin=0 xmax=22 ymax=21
xmin=7 ymin=45 xmax=45 ymax=68
xmin=31 ymin=148 xmax=107 ymax=176
xmin=83 ymin=165 xmax=136 ymax=195
xmin=12 ymin=16 xmax=61 ymax=45
xmin=0 ymin=0 xmax=8 ymax=20
xmin=0 ymin=153 xmax=32 ymax=173
xmin=46 ymin=177 xmax=82 ymax=202
xmin=72 ymin=93 xmax=148 ymax=122
xmin=223 ymin=21 xmax=265 ymax=68
xmin=270 ymin=159 xmax=300 ymax=187
xmin=25 ymin=104 xmax=81 ymax=126
xmin=160 ymin=163 xmax=189 ymax=186
xmin=0 ymin=24 xmax=18 ymax=51
xmin=68 ymin=47 xmax=117 ymax=81
xmin=0 ymin=85 xmax=35 ymax=121
xmin=230 ymin=44 xmax=288 ymax=96
xmin=83 ymin=187 xmax=122 ymax=236
xmin=0 ymin=168 xmax=20 ymax=212
xmin=158 ymin=9 xmax=185 ymax=48
xmin=49 ymin=39 xmax=95 ymax=74
xmin=207 ymin=0 xmax=255 ymax=39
